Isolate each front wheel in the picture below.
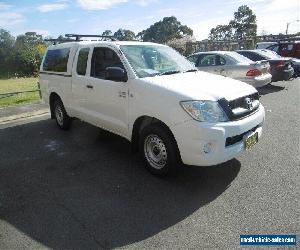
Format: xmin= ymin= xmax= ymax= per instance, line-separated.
xmin=53 ymin=99 xmax=71 ymax=130
xmin=140 ymin=124 xmax=181 ymax=176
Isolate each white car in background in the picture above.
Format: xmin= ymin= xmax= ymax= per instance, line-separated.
xmin=187 ymin=51 xmax=272 ymax=88
xmin=40 ymin=37 xmax=265 ymax=176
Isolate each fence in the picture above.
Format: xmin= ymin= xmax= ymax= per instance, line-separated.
xmin=184 ymin=34 xmax=299 ymax=55
xmin=186 ymin=38 xmax=256 ymax=55
xmin=0 ymin=82 xmax=41 ymax=100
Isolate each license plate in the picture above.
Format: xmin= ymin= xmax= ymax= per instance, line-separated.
xmin=244 ymin=132 xmax=258 ymax=150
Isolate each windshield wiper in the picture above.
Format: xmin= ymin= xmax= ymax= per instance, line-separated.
xmin=159 ymin=70 xmax=181 ymax=76
xmin=184 ymin=69 xmax=198 ymax=73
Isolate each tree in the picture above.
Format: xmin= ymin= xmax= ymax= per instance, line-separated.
xmin=12 ymin=49 xmax=40 ymax=76
xmin=138 ymin=16 xmax=193 ymax=43
xmin=167 ymin=35 xmax=196 ymax=56
xmin=14 ymin=32 xmax=43 ymax=50
xmin=12 ymin=32 xmax=46 ymax=76
xmin=230 ymin=5 xmax=257 ymax=39
xmin=113 ymin=29 xmax=136 ymax=41
xmin=209 ymin=24 xmax=233 ymax=41
xmin=0 ymin=29 xmax=15 ymax=77
xmin=102 ymin=30 xmax=113 ymax=36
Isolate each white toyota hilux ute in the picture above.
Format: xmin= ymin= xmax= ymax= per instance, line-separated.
xmin=39 ymin=40 xmax=265 ymax=175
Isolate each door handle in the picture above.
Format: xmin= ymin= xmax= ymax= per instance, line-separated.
xmin=86 ymin=85 xmax=93 ymax=89
xmin=118 ymin=91 xmax=127 ymax=98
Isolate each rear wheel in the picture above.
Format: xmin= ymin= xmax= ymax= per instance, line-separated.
xmin=140 ymin=124 xmax=181 ymax=176
xmin=53 ymin=99 xmax=71 ymax=130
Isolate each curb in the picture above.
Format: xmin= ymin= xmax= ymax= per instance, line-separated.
xmin=0 ymin=109 xmax=50 ymax=125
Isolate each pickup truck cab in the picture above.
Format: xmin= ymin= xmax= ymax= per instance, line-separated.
xmin=40 ymin=40 xmax=265 ymax=175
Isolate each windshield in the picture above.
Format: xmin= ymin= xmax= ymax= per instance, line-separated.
xmin=120 ymin=44 xmax=196 ymax=78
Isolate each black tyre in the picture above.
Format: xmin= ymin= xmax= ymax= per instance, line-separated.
xmin=139 ymin=123 xmax=181 ymax=176
xmin=53 ymin=99 xmax=71 ymax=130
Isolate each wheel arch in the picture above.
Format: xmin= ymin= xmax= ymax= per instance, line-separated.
xmin=131 ymin=116 xmax=180 ymax=158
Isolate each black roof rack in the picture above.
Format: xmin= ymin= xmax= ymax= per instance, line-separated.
xmin=65 ymin=34 xmax=118 ymax=41
xmin=44 ymin=34 xmax=118 ymax=45
xmin=44 ymin=38 xmax=74 ymax=45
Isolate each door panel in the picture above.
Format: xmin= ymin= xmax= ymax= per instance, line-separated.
xmin=84 ymin=46 xmax=129 ymax=137
xmin=84 ymin=77 xmax=128 ymax=136
xmin=71 ymin=47 xmax=91 ymax=116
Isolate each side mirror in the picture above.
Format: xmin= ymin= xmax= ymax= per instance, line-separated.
xmin=105 ymin=67 xmax=127 ymax=82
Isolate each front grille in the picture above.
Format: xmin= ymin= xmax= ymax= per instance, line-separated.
xmin=225 ymin=125 xmax=259 ymax=147
xmin=228 ymin=92 xmax=259 ymax=110
xmin=218 ymin=92 xmax=260 ymax=121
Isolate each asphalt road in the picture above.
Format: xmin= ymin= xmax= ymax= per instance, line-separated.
xmin=0 ymin=79 xmax=299 ymax=249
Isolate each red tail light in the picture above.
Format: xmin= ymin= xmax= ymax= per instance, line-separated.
xmin=246 ymin=69 xmax=261 ymax=77
xmin=276 ymin=61 xmax=285 ymax=68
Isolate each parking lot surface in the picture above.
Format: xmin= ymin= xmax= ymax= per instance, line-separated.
xmin=0 ymin=79 xmax=299 ymax=249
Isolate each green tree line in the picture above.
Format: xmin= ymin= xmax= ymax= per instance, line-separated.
xmin=0 ymin=5 xmax=256 ymax=78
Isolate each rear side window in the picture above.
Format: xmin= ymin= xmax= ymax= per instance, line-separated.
xmin=77 ymin=48 xmax=89 ymax=76
xmin=43 ymin=48 xmax=70 ymax=72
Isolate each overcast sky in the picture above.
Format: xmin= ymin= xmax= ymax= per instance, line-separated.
xmin=0 ymin=0 xmax=299 ymax=39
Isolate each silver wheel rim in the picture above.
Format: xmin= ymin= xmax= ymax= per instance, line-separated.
xmin=144 ymin=134 xmax=167 ymax=169
xmin=55 ymin=104 xmax=64 ymax=126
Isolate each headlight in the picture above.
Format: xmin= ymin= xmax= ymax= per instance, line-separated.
xmin=180 ymin=100 xmax=228 ymax=122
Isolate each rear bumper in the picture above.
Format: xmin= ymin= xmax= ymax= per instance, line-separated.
xmin=238 ymin=74 xmax=272 ymax=88
xmin=292 ymin=64 xmax=300 ymax=76
xmin=171 ymin=105 xmax=265 ymax=166
xmin=272 ymin=67 xmax=294 ymax=81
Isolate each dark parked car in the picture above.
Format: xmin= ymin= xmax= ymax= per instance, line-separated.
xmin=264 ymin=49 xmax=300 ymax=77
xmin=266 ymin=41 xmax=300 ymax=59
xmin=236 ymin=49 xmax=294 ymax=82
xmin=263 ymin=48 xmax=300 ymax=77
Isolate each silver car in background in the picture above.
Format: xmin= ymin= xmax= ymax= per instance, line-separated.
xmin=187 ymin=51 xmax=272 ymax=88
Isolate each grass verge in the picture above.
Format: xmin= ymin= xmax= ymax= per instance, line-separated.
xmin=0 ymin=77 xmax=40 ymax=107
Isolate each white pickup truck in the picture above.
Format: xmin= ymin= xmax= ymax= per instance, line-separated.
xmin=40 ymin=39 xmax=265 ymax=175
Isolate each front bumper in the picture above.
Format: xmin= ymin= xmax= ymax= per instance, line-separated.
xmin=171 ymin=104 xmax=265 ymax=166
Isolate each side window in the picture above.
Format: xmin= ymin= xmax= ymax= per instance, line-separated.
xmin=77 ymin=48 xmax=89 ymax=76
xmin=198 ymin=55 xmax=225 ymax=66
xmin=91 ymin=47 xmax=124 ymax=79
xmin=280 ymin=44 xmax=293 ymax=52
xmin=218 ymin=56 xmax=226 ymax=65
xmin=187 ymin=55 xmax=199 ymax=65
xmin=199 ymin=54 xmax=218 ymax=66
xmin=43 ymin=48 xmax=70 ymax=72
